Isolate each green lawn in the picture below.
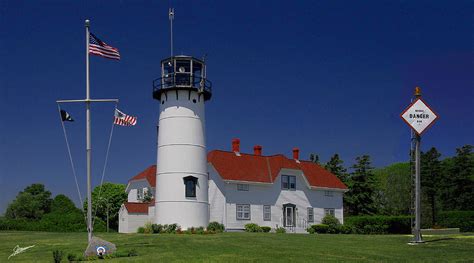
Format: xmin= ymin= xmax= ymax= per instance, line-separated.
xmin=0 ymin=231 xmax=473 ymax=262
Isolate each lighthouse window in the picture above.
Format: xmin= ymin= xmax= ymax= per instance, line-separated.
xmin=163 ymin=61 xmax=174 ymax=88
xmin=183 ymin=176 xmax=197 ymax=198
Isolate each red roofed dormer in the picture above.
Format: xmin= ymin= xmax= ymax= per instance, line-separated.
xmin=207 ymin=150 xmax=347 ymax=190
xmin=129 ymin=165 xmax=156 ymax=187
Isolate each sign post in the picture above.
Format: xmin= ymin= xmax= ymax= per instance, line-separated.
xmin=400 ymin=87 xmax=438 ymax=244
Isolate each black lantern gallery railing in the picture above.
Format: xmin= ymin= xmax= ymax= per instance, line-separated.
xmin=153 ymin=73 xmax=212 ymax=101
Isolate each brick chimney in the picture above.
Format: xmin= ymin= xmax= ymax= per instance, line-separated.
xmin=292 ymin=147 xmax=300 ymax=160
xmin=232 ymin=138 xmax=240 ymax=153
xmin=254 ymin=145 xmax=262 ymax=156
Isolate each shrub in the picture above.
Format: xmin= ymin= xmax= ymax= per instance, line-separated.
xmin=344 ymin=215 xmax=412 ymax=234
xmin=321 ymin=215 xmax=341 ymax=233
xmin=195 ymin=226 xmax=205 ymax=234
xmin=437 ymin=211 xmax=474 ymax=232
xmin=163 ymin=223 xmax=178 ymax=233
xmin=207 ymin=221 xmax=225 ymax=232
xmin=143 ymin=222 xmax=153 ymax=234
xmin=152 ymin=224 xmax=163 ymax=234
xmin=306 ymin=226 xmax=315 ymax=234
xmin=53 ymin=250 xmax=63 ymax=263
xmin=261 ymin=226 xmax=271 ymax=233
xmin=337 ymin=224 xmax=353 ymax=234
xmin=275 ymin=227 xmax=286 ymax=233
xmin=244 ymin=223 xmax=262 ymax=232
xmin=137 ymin=227 xmax=145 ymax=233
xmin=312 ymin=224 xmax=329 ymax=234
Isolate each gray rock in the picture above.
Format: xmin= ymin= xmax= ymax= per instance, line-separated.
xmin=84 ymin=236 xmax=116 ymax=257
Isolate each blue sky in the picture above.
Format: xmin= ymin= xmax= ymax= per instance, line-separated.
xmin=1 ymin=1 xmax=473 ymax=213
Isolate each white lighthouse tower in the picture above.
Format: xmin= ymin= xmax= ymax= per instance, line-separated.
xmin=153 ymin=55 xmax=212 ymax=229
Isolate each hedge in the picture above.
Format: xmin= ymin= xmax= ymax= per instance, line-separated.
xmin=0 ymin=212 xmax=106 ymax=232
xmin=344 ymin=215 xmax=412 ymax=234
xmin=437 ymin=211 xmax=474 ymax=232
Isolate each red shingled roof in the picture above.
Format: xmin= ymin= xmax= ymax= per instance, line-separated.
xmin=129 ymin=151 xmax=347 ymax=190
xmin=207 ymin=150 xmax=347 ymax=190
xmin=129 ymin=165 xmax=156 ymax=187
xmin=123 ymin=202 xmax=152 ymax=213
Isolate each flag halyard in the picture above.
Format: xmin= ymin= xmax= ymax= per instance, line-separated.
xmin=114 ymin=109 xmax=137 ymax=126
xmin=89 ymin=33 xmax=120 ymax=60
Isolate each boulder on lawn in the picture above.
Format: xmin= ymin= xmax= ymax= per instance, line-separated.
xmin=84 ymin=236 xmax=116 ymax=257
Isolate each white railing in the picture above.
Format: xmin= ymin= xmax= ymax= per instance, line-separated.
xmin=278 ymin=216 xmax=308 ymax=233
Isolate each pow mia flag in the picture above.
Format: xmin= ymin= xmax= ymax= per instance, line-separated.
xmin=60 ymin=110 xmax=74 ymax=122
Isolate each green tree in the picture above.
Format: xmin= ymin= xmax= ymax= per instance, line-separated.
xmin=84 ymin=182 xmax=127 ymax=231
xmin=420 ymin=147 xmax=442 ymax=226
xmin=440 ymin=145 xmax=474 ymax=211
xmin=309 ymin=153 xmax=320 ymax=164
xmin=51 ymin=194 xmax=81 ymax=214
xmin=5 ymin=184 xmax=52 ymax=220
xmin=346 ymin=155 xmax=377 ymax=215
xmin=324 ymin=154 xmax=348 ymax=184
xmin=373 ymin=162 xmax=411 ymax=215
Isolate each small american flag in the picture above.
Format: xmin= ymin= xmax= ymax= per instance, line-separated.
xmin=114 ymin=109 xmax=137 ymax=126
xmin=89 ymin=33 xmax=120 ymax=60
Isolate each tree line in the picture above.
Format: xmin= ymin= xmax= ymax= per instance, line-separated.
xmin=2 ymin=183 xmax=127 ymax=232
xmin=313 ymin=144 xmax=473 ymax=227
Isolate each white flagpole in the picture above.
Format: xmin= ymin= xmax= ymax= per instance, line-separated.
xmin=85 ymin=19 xmax=93 ymax=243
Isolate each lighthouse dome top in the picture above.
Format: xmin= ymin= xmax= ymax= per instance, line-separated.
xmin=153 ymin=55 xmax=212 ymax=101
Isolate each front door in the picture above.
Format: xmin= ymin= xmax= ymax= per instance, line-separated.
xmin=285 ymin=207 xmax=294 ymax=227
xmin=283 ymin=203 xmax=296 ymax=227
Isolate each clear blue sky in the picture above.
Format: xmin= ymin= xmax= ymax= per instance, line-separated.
xmin=1 ymin=1 xmax=473 ymax=213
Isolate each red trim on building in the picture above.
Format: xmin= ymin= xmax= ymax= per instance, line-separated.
xmin=129 ymin=165 xmax=156 ymax=187
xmin=123 ymin=202 xmax=153 ymax=214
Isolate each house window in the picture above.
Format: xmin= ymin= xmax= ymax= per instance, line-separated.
xmin=237 ymin=184 xmax=249 ymax=191
xmin=137 ymin=188 xmax=144 ymax=200
xmin=281 ymin=175 xmax=296 ymax=190
xmin=236 ymin=204 xmax=251 ymax=220
xmin=324 ymin=208 xmax=335 ymax=217
xmin=289 ymin=176 xmax=296 ymax=190
xmin=325 ymin=191 xmax=334 ymax=197
xmin=263 ymin=205 xmax=271 ymax=221
xmin=183 ymin=176 xmax=198 ymax=198
xmin=307 ymin=207 xmax=314 ymax=223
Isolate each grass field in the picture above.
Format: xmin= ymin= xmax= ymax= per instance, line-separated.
xmin=0 ymin=231 xmax=473 ymax=262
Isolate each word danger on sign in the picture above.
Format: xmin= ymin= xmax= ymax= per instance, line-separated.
xmin=401 ymin=98 xmax=438 ymax=135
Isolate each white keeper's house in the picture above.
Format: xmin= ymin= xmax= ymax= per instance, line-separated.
xmin=119 ymin=139 xmax=348 ymax=233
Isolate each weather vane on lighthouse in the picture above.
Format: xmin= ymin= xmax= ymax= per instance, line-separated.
xmin=152 ymin=7 xmax=212 ymax=229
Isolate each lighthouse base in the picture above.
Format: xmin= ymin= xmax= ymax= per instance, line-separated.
xmin=155 ymin=201 xmax=209 ymax=229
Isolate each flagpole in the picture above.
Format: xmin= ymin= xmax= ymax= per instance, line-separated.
xmin=85 ymin=19 xmax=93 ymax=243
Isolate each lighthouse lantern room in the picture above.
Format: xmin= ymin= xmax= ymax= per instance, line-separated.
xmin=152 ymin=55 xmax=212 ymax=229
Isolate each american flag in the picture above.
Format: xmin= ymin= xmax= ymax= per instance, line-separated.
xmin=89 ymin=33 xmax=120 ymax=60
xmin=114 ymin=109 xmax=137 ymax=126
